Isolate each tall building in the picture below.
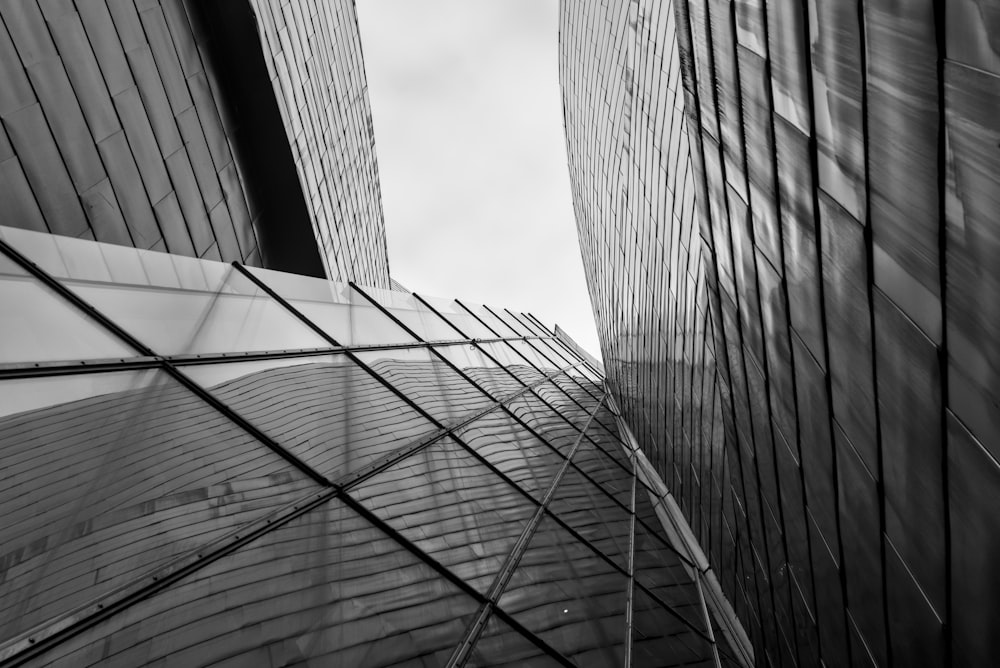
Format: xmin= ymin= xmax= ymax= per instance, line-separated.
xmin=0 ymin=0 xmax=389 ymax=286
xmin=0 ymin=224 xmax=746 ymax=667
xmin=561 ymin=1 xmax=1000 ymax=666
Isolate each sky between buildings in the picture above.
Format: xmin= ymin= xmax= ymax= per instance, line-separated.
xmin=355 ymin=0 xmax=602 ymax=359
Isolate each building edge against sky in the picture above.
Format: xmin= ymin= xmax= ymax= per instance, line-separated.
xmin=0 ymin=0 xmax=390 ymax=288
xmin=560 ymin=0 xmax=1000 ymax=666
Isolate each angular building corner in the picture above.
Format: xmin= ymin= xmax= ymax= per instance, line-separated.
xmin=561 ymin=0 xmax=1000 ymax=666
xmin=0 ymin=0 xmax=390 ymax=288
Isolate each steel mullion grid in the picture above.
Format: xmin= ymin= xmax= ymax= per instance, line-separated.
xmin=7 ymin=357 xmax=577 ymax=666
xmin=0 ymin=249 xmax=584 ymax=665
xmin=522 ymin=311 xmax=606 ymax=381
xmin=449 ymin=298 xmax=633 ymax=468
xmin=371 ymin=290 xmax=653 ymax=538
xmin=444 ymin=395 xmax=609 ymax=668
xmin=357 ymin=284 xmax=705 ymax=614
xmin=322 ymin=337 xmax=695 ymax=662
xmin=489 ymin=305 xmax=604 ymax=405
xmin=473 ymin=302 xmax=607 ymax=419
xmin=0 ymin=238 xmax=328 ymax=487
xmin=404 ymin=291 xmax=638 ymax=483
xmin=448 ymin=392 xmax=714 ymax=668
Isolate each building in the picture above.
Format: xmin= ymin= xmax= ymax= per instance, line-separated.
xmin=0 ymin=2 xmax=756 ymax=665
xmin=561 ymin=1 xmax=1000 ymax=666
xmin=0 ymin=0 xmax=389 ymax=286
xmin=0 ymin=224 xmax=746 ymax=667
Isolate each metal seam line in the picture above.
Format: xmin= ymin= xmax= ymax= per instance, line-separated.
xmin=624 ymin=471 xmax=637 ymax=668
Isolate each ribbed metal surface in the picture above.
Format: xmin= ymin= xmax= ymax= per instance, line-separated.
xmin=561 ymin=0 xmax=1000 ymax=665
xmin=248 ymin=0 xmax=391 ymax=289
xmin=0 ymin=0 xmax=390 ymax=287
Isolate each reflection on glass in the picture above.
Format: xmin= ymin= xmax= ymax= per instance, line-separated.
xmin=468 ymin=613 xmax=564 ymax=667
xmin=29 ymin=498 xmax=482 ymax=666
xmin=0 ymin=368 xmax=313 ymax=643
xmin=458 ymin=410 xmax=566 ymax=500
xmin=0 ymin=259 xmax=137 ymax=365
xmin=631 ymin=585 xmax=714 ymax=668
xmin=44 ymin=259 xmax=331 ymax=356
xmin=548 ymin=465 xmax=632 ymax=570
xmin=498 ymin=515 xmax=627 ymax=666
xmin=633 ymin=519 xmax=707 ymax=633
xmin=179 ymin=355 xmax=438 ymax=480
xmin=350 ymin=437 xmax=537 ymax=594
xmin=352 ymin=347 xmax=495 ymax=424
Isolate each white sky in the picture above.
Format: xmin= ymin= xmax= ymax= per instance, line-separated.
xmin=355 ymin=0 xmax=601 ymax=359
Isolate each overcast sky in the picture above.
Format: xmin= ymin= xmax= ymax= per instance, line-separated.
xmin=355 ymin=0 xmax=601 ymax=358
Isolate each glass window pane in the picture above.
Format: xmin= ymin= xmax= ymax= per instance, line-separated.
xmin=352 ymin=347 xmax=495 ymax=424
xmin=571 ymin=436 xmax=632 ymax=509
xmin=459 ymin=410 xmax=567 ymax=501
xmin=633 ymin=520 xmax=707 ymax=632
xmin=631 ymin=585 xmax=714 ymax=667
xmin=505 ymin=391 xmax=583 ymax=456
xmin=0 ymin=368 xmax=315 ymax=642
xmin=27 ymin=498 xmax=481 ymax=667
xmin=504 ymin=339 xmax=563 ymax=373
xmin=57 ymin=264 xmax=329 ymax=356
xmin=0 ymin=256 xmax=137 ymax=365
xmin=547 ymin=465 xmax=632 ymax=570
xmin=350 ymin=437 xmax=537 ymax=594
xmin=179 ymin=355 xmax=439 ymax=481
xmin=468 ymin=612 xmax=564 ymax=667
xmin=497 ymin=515 xmax=628 ymax=665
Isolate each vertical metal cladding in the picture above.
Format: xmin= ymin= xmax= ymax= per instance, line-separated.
xmin=561 ymin=0 xmax=1000 ymax=666
xmin=0 ymin=0 xmax=390 ymax=288
xmin=247 ymin=0 xmax=391 ymax=289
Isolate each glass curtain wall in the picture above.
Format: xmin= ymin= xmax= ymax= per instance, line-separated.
xmin=0 ymin=226 xmax=743 ymax=668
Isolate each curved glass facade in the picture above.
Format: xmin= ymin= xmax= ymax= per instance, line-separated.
xmin=0 ymin=226 xmax=743 ymax=667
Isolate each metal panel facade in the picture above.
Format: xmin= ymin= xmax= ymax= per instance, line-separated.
xmin=561 ymin=0 xmax=1000 ymax=665
xmin=0 ymin=0 xmax=390 ymax=288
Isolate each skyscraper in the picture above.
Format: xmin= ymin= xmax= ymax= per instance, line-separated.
xmin=561 ymin=1 xmax=1000 ymax=666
